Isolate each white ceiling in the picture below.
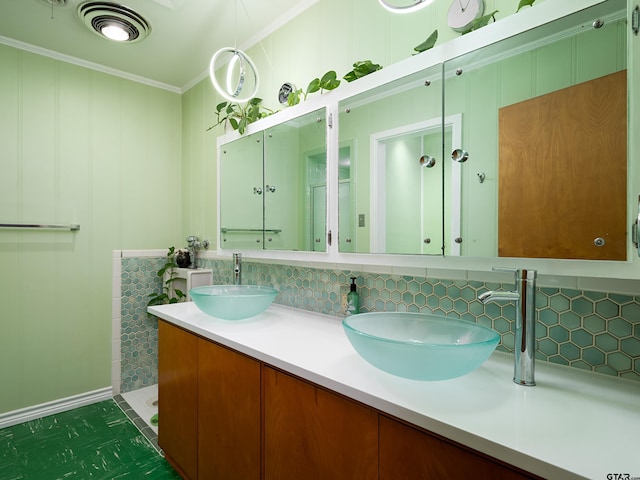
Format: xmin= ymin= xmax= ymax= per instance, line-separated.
xmin=0 ymin=0 xmax=317 ymax=91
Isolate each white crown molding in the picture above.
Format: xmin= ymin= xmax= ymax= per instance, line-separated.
xmin=0 ymin=35 xmax=182 ymax=94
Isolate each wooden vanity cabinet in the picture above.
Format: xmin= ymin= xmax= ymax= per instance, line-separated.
xmin=197 ymin=336 xmax=261 ymax=480
xmin=158 ymin=320 xmax=260 ymax=480
xmin=158 ymin=320 xmax=198 ymax=479
xmin=379 ymin=415 xmax=536 ymax=480
xmin=263 ymin=366 xmax=378 ymax=480
xmin=159 ymin=321 xmax=537 ymax=479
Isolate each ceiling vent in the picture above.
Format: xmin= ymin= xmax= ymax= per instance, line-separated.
xmin=77 ymin=1 xmax=151 ymax=43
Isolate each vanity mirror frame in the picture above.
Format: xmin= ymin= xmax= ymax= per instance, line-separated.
xmin=216 ymin=0 xmax=640 ymax=280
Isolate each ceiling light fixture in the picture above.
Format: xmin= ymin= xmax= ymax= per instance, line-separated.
xmin=378 ymin=0 xmax=435 ymax=14
xmin=209 ymin=0 xmax=259 ymax=103
xmin=210 ymin=48 xmax=259 ymax=103
xmin=100 ymin=23 xmax=131 ymax=41
xmin=77 ymin=1 xmax=151 ymax=43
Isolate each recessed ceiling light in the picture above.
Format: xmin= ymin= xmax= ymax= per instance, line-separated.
xmin=77 ymin=1 xmax=151 ymax=43
xmin=101 ymin=23 xmax=131 ymax=41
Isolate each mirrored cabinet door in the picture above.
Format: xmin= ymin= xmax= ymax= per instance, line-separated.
xmin=444 ymin=0 xmax=627 ymax=260
xmin=220 ymin=133 xmax=265 ymax=249
xmin=338 ymin=63 xmax=445 ymax=255
xmin=264 ymin=108 xmax=327 ymax=252
xmin=219 ymin=108 xmax=327 ymax=252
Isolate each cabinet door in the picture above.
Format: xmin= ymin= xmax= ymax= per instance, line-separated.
xmin=220 ymin=132 xmax=264 ymax=248
xmin=158 ymin=320 xmax=198 ymax=479
xmin=263 ymin=108 xmax=327 ymax=252
xmin=264 ymin=367 xmax=378 ymax=480
xmin=380 ymin=415 xmax=535 ymax=480
xmin=198 ymin=339 xmax=261 ymax=480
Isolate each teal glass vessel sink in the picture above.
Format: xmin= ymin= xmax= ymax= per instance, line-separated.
xmin=342 ymin=312 xmax=499 ymax=381
xmin=189 ymin=285 xmax=277 ymax=320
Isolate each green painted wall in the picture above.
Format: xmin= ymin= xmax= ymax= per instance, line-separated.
xmin=181 ymin=81 xmax=217 ymax=248
xmin=0 ymin=45 xmax=182 ymax=413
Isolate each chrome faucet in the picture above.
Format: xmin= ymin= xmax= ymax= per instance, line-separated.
xmin=478 ymin=268 xmax=537 ymax=386
xmin=233 ymin=253 xmax=242 ymax=285
xmin=186 ymin=235 xmax=209 ymax=269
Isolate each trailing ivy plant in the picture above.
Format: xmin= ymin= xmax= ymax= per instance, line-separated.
xmin=413 ymin=30 xmax=438 ymax=55
xmin=287 ymin=71 xmax=341 ymax=106
xmin=343 ymin=60 xmax=383 ymax=82
xmin=147 ymin=246 xmax=186 ymax=314
xmin=517 ymin=0 xmax=535 ymax=12
xmin=207 ymin=98 xmax=276 ymax=135
xmin=465 ymin=10 xmax=499 ymax=33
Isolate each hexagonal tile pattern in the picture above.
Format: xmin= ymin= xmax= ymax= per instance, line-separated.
xmin=120 ymin=257 xmax=640 ymax=389
xmin=120 ymin=256 xmax=165 ymax=393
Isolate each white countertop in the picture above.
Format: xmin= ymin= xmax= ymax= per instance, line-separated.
xmin=149 ymin=302 xmax=640 ymax=480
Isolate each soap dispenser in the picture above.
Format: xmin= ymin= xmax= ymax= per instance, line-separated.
xmin=346 ymin=277 xmax=360 ymax=316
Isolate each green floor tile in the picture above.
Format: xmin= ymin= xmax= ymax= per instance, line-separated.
xmin=0 ymin=400 xmax=180 ymax=480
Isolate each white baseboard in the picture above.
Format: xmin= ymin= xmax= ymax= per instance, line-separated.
xmin=0 ymin=387 xmax=113 ymax=429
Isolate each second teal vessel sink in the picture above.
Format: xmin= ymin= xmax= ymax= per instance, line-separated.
xmin=190 ymin=285 xmax=277 ymax=320
xmin=342 ymin=312 xmax=499 ymax=381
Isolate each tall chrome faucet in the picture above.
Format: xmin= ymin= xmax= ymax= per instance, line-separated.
xmin=233 ymin=253 xmax=242 ymax=285
xmin=478 ymin=268 xmax=537 ymax=386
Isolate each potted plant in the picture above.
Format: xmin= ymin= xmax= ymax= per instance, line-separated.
xmin=343 ymin=61 xmax=383 ymax=82
xmin=147 ymin=246 xmax=187 ymax=311
xmin=207 ymin=98 xmax=276 ymax=135
xmin=286 ymin=70 xmax=341 ymax=106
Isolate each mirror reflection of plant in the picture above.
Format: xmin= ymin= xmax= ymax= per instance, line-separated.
xmin=343 ymin=60 xmax=383 ymax=82
xmin=413 ymin=30 xmax=438 ymax=55
xmin=287 ymin=71 xmax=341 ymax=106
xmin=147 ymin=246 xmax=186 ymax=315
xmin=208 ymin=98 xmax=276 ymax=135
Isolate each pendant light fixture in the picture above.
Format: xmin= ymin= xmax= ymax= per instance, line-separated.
xmin=378 ymin=0 xmax=435 ymax=14
xmin=209 ymin=0 xmax=259 ymax=103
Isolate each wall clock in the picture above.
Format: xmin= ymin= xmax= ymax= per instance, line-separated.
xmin=447 ymin=0 xmax=484 ymax=33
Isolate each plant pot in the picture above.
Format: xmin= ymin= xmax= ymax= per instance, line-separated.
xmin=175 ymin=249 xmax=191 ymax=268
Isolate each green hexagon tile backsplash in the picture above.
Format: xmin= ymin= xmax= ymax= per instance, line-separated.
xmin=120 ymin=256 xmax=640 ymax=392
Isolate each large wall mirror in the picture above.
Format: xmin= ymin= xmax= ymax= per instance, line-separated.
xmin=338 ymin=63 xmax=451 ymax=255
xmin=218 ymin=0 xmax=633 ymax=270
xmin=219 ymin=108 xmax=327 ymax=251
xmin=336 ymin=0 xmax=628 ymax=260
xmin=445 ymin=0 xmax=627 ymax=260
